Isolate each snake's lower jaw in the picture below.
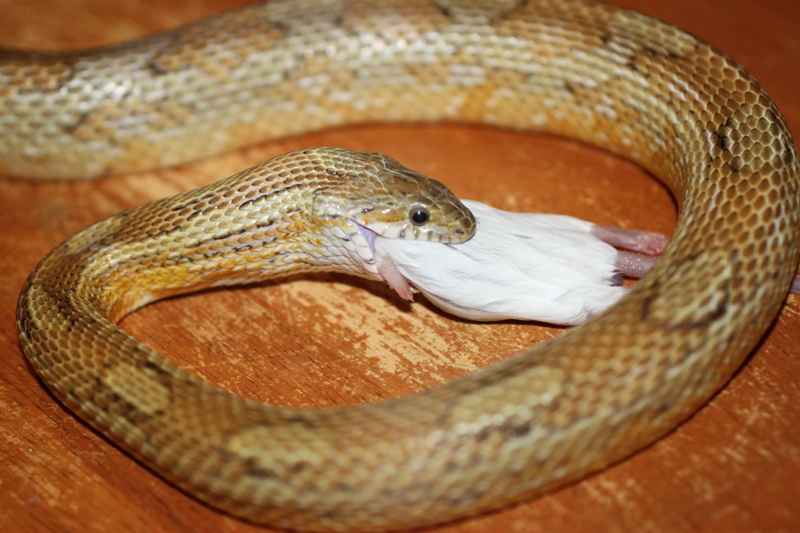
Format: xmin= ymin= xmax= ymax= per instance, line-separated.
xmin=373 ymin=237 xmax=416 ymax=301
xmin=352 ymin=223 xmax=416 ymax=300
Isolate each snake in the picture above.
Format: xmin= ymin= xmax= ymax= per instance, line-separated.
xmin=9 ymin=0 xmax=800 ymax=531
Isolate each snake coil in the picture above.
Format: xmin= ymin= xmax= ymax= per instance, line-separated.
xmin=10 ymin=1 xmax=800 ymax=531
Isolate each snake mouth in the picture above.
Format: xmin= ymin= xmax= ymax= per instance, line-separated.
xmin=354 ymin=223 xmax=416 ymax=301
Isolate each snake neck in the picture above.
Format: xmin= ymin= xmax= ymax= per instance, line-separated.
xmin=29 ymin=205 xmax=337 ymax=325
xmin=24 ymin=179 xmax=360 ymax=325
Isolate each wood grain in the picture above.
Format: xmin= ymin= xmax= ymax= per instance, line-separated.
xmin=1 ymin=1 xmax=798 ymax=532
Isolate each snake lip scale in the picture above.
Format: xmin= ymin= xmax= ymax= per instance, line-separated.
xmin=9 ymin=0 xmax=800 ymax=532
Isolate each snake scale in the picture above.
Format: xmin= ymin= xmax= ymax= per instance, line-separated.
xmin=9 ymin=0 xmax=800 ymax=531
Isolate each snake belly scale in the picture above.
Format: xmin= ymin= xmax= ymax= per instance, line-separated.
xmin=10 ymin=0 xmax=800 ymax=531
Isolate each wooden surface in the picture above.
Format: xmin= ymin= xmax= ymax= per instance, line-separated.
xmin=1 ymin=0 xmax=799 ymax=532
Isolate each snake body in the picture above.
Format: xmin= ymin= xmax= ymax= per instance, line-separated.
xmin=11 ymin=0 xmax=800 ymax=531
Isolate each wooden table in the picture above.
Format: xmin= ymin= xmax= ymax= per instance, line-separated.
xmin=1 ymin=1 xmax=798 ymax=531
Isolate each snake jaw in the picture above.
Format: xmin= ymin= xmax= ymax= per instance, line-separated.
xmin=354 ymin=223 xmax=416 ymax=301
xmin=316 ymin=214 xmax=416 ymax=301
xmin=352 ymin=205 xmax=473 ymax=300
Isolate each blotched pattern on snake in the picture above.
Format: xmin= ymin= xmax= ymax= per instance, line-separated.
xmin=9 ymin=0 xmax=800 ymax=531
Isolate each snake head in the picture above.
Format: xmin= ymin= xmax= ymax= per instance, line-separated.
xmin=311 ymin=150 xmax=476 ymax=243
xmin=310 ymin=148 xmax=476 ymax=300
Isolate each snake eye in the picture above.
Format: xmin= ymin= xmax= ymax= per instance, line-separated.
xmin=410 ymin=207 xmax=430 ymax=226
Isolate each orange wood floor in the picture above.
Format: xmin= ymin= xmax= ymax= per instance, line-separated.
xmin=1 ymin=1 xmax=798 ymax=532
